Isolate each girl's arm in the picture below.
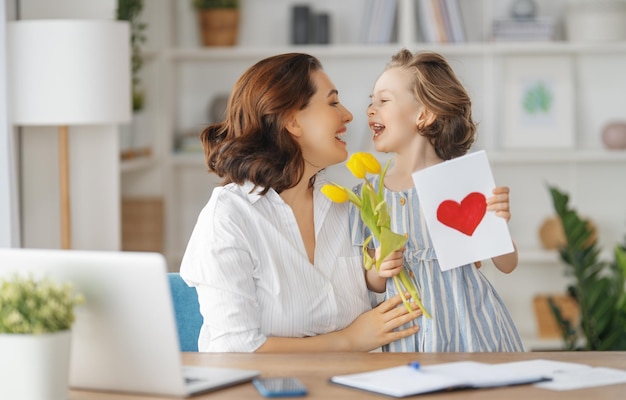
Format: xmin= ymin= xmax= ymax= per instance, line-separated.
xmin=488 ymin=186 xmax=519 ymax=274
xmin=491 ymin=240 xmax=518 ymax=274
xmin=256 ymin=293 xmax=421 ymax=352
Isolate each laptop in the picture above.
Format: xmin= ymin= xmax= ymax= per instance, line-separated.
xmin=0 ymin=248 xmax=259 ymax=397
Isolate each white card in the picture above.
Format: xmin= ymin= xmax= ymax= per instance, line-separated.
xmin=411 ymin=150 xmax=514 ymax=271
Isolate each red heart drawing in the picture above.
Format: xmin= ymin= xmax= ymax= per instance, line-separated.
xmin=436 ymin=192 xmax=487 ymax=236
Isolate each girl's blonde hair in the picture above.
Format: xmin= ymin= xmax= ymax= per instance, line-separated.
xmin=387 ymin=49 xmax=476 ymax=160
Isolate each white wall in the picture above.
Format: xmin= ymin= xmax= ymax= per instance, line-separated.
xmin=14 ymin=0 xmax=122 ymax=250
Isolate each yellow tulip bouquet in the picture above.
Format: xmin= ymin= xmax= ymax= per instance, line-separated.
xmin=321 ymin=152 xmax=431 ymax=318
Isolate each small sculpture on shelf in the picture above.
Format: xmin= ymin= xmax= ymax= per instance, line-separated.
xmin=511 ymin=0 xmax=537 ymax=20
xmin=601 ymin=121 xmax=626 ymax=150
xmin=538 ymin=215 xmax=597 ymax=250
xmin=492 ymin=0 xmax=555 ymax=42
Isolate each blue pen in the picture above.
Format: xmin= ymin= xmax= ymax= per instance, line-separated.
xmin=408 ymin=361 xmax=420 ymax=370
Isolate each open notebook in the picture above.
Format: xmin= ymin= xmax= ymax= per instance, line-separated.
xmin=0 ymin=248 xmax=259 ymax=397
xmin=330 ymin=360 xmax=550 ymax=397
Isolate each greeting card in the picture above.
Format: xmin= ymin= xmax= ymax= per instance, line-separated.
xmin=412 ymin=150 xmax=514 ymax=271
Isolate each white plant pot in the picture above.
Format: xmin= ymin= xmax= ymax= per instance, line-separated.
xmin=0 ymin=330 xmax=71 ymax=400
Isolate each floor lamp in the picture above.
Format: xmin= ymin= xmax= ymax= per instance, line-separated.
xmin=8 ymin=20 xmax=131 ymax=249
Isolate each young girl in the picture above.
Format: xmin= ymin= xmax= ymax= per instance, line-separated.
xmin=351 ymin=49 xmax=524 ymax=352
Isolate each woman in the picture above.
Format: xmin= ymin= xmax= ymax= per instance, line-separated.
xmin=180 ymin=53 xmax=421 ymax=352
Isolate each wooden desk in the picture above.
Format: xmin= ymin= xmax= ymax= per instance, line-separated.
xmin=70 ymin=352 xmax=625 ymax=399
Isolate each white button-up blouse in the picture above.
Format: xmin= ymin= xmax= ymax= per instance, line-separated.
xmin=180 ymin=179 xmax=371 ymax=352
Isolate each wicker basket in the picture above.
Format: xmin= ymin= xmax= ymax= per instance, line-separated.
xmin=198 ymin=9 xmax=239 ymax=46
xmin=533 ymin=294 xmax=580 ymax=338
xmin=121 ymin=197 xmax=164 ymax=252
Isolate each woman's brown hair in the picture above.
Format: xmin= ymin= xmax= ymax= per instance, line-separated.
xmin=388 ymin=49 xmax=476 ymax=160
xmin=201 ymin=53 xmax=323 ymax=194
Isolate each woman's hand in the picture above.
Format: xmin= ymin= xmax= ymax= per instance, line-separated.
xmin=338 ymin=293 xmax=421 ymax=352
xmin=258 ymin=294 xmax=421 ymax=353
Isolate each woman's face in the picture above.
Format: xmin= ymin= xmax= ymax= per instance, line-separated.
xmin=367 ymin=67 xmax=421 ymax=154
xmin=291 ymin=70 xmax=353 ymax=171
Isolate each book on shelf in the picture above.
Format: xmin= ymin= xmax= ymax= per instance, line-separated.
xmin=492 ymin=17 xmax=557 ymax=42
xmin=417 ymin=0 xmax=466 ymax=44
xmin=360 ymin=0 xmax=398 ymax=44
xmin=442 ymin=0 xmax=466 ymax=42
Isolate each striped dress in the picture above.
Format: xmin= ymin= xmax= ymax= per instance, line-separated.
xmin=350 ymin=176 xmax=524 ymax=352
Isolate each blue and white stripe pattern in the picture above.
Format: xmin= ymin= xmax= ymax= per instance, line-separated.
xmin=350 ymin=176 xmax=524 ymax=352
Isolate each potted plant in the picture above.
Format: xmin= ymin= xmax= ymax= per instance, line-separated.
xmin=192 ymin=0 xmax=240 ymax=46
xmin=117 ymin=0 xmax=152 ymax=159
xmin=117 ymin=0 xmax=147 ymax=112
xmin=546 ymin=185 xmax=626 ymax=350
xmin=0 ymin=275 xmax=83 ymax=400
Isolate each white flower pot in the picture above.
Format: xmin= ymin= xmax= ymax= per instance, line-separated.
xmin=0 ymin=330 xmax=71 ymax=400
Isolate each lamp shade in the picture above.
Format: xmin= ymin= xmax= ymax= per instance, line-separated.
xmin=8 ymin=19 xmax=131 ymax=126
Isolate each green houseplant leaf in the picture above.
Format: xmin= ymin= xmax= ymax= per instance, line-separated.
xmin=547 ymin=185 xmax=626 ymax=350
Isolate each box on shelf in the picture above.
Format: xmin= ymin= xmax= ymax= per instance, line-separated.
xmin=492 ymin=17 xmax=557 ymax=42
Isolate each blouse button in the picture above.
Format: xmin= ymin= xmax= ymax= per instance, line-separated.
xmin=400 ymin=197 xmax=406 ymax=206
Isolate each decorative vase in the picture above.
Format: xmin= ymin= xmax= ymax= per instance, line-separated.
xmin=566 ymin=1 xmax=626 ymax=42
xmin=511 ymin=0 xmax=537 ymax=20
xmin=538 ymin=215 xmax=598 ymax=250
xmin=601 ymin=121 xmax=626 ymax=150
xmin=198 ymin=9 xmax=239 ymax=46
xmin=0 ymin=330 xmax=72 ymax=400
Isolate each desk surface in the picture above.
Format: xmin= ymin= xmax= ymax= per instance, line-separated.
xmin=70 ymin=351 xmax=626 ymax=399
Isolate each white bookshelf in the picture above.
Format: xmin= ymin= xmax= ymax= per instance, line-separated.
xmin=129 ymin=0 xmax=626 ymax=348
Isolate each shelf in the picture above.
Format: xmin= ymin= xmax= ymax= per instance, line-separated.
xmin=170 ymin=152 xmax=205 ymax=167
xmin=486 ymin=41 xmax=626 ymax=55
xmin=170 ymin=149 xmax=626 ymax=167
xmin=162 ymin=41 xmax=626 ymax=61
xmin=519 ymin=250 xmax=560 ymax=265
xmin=120 ymin=156 xmax=157 ymax=173
xmin=487 ymin=149 xmax=626 ymax=164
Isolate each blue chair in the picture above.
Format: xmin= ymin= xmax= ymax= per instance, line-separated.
xmin=167 ymin=272 xmax=202 ymax=352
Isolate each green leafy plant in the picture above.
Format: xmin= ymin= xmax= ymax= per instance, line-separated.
xmin=117 ymin=0 xmax=147 ymax=111
xmin=548 ymin=185 xmax=626 ymax=350
xmin=192 ymin=0 xmax=239 ymax=9
xmin=0 ymin=275 xmax=83 ymax=334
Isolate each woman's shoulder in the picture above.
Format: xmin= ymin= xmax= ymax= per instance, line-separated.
xmin=203 ymin=182 xmax=260 ymax=219
xmin=210 ymin=181 xmax=265 ymax=202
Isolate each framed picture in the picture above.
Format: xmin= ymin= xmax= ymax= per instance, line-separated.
xmin=502 ymin=56 xmax=575 ymax=149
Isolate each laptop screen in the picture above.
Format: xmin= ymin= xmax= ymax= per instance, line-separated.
xmin=0 ymin=249 xmax=190 ymax=396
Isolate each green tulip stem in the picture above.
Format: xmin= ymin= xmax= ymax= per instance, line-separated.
xmin=393 ymin=275 xmax=413 ymax=313
xmin=398 ymin=269 xmax=431 ymax=319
